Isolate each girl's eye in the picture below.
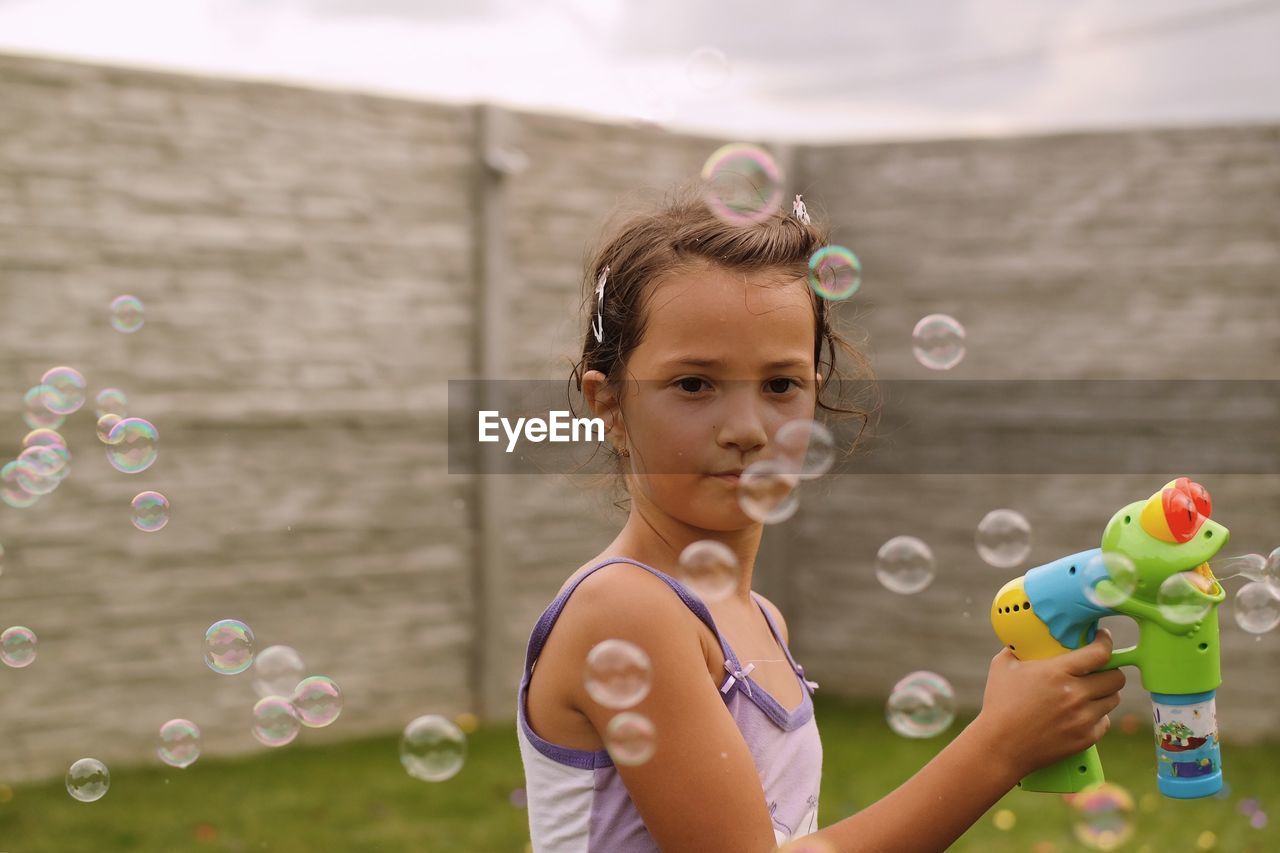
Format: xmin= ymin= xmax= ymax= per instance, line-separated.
xmin=676 ymin=377 xmax=707 ymax=394
xmin=767 ymin=378 xmax=802 ymax=394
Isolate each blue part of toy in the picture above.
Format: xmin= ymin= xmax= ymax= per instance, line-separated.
xmin=1023 ymin=548 xmax=1111 ymax=649
xmin=1152 ymin=689 xmax=1224 ymax=799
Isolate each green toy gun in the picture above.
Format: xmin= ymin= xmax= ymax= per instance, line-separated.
xmin=991 ymin=477 xmax=1228 ymax=799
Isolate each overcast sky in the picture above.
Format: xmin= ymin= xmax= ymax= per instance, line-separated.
xmin=0 ymin=0 xmax=1277 ymax=142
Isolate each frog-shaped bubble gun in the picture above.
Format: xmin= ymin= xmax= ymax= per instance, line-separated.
xmin=990 ymin=478 xmax=1228 ymax=799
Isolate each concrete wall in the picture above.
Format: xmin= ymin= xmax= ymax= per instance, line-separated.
xmin=0 ymin=51 xmax=1276 ymax=781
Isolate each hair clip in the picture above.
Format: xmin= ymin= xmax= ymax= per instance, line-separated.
xmin=591 ymin=265 xmax=609 ymax=344
xmin=792 ymin=194 xmax=811 ymax=225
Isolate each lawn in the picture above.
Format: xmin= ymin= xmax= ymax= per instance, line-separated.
xmin=1 ymin=696 xmax=1275 ymax=851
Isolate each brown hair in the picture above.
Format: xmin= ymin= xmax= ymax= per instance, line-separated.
xmin=567 ymin=178 xmax=878 ymax=512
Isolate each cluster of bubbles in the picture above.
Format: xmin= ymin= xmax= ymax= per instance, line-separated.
xmin=1222 ymin=548 xmax=1280 ymax=634
xmin=876 ymin=508 xmax=1034 ymax=596
xmin=698 ymin=144 xmax=866 ymax=310
xmin=730 ymin=418 xmax=836 ymax=529
xmin=1081 ymin=546 xmax=1280 ymax=637
xmin=706 ymin=139 xmax=962 ymax=371
xmin=884 ymin=670 xmax=956 ymax=738
xmin=4 ymin=296 xmax=482 ymax=801
xmin=583 ymin=638 xmax=657 ymax=766
xmin=3 ymin=367 xmax=164 ymax=529
xmin=200 ymin=623 xmax=345 ymax=751
xmin=1237 ymin=797 xmax=1270 ymax=830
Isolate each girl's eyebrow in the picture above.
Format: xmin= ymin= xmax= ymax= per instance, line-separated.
xmin=662 ymin=356 xmax=810 ymax=371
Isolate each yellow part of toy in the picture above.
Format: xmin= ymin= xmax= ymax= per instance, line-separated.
xmin=990 ymin=577 xmax=1069 ymax=661
xmin=1140 ymin=490 xmax=1177 ymax=542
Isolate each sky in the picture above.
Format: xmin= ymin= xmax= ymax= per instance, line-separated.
xmin=0 ymin=0 xmax=1277 ymax=142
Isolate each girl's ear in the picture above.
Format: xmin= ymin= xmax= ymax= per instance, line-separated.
xmin=582 ymin=369 xmax=627 ymax=447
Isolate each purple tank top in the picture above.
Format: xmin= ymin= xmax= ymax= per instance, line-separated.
xmin=516 ymin=557 xmax=823 ymax=851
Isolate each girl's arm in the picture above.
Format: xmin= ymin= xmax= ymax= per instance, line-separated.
xmin=562 ymin=567 xmax=1122 ymax=853
xmin=811 ymin=632 xmax=1122 ymax=852
xmin=564 ymin=566 xmax=781 ymax=850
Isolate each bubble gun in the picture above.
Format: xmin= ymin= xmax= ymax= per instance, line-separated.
xmin=990 ymin=478 xmax=1228 ymax=799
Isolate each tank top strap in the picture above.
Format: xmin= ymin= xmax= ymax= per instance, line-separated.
xmin=750 ymin=591 xmax=819 ymax=694
xmin=522 ymin=557 xmax=739 ymax=678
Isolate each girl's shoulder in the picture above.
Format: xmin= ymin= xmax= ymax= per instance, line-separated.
xmin=550 ymin=555 xmax=716 ymax=659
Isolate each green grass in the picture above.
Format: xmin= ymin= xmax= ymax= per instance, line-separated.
xmin=1 ymin=697 xmax=1275 ymax=851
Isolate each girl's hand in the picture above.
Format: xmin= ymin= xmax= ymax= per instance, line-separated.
xmin=974 ymin=627 xmax=1126 ymax=780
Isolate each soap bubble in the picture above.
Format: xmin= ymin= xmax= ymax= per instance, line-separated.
xmin=1233 ymin=581 xmax=1280 ymax=634
xmin=774 ymin=419 xmax=835 ymax=479
xmin=1083 ymin=552 xmax=1139 ymax=609
xmin=204 ymin=619 xmax=255 ymax=675
xmin=252 ymin=645 xmax=306 ymax=699
xmin=807 ymin=245 xmax=861 ymax=301
xmin=251 ymin=696 xmax=300 ymax=747
xmin=94 ymin=388 xmax=129 ymax=419
xmin=157 ymin=719 xmax=202 ymax=768
xmin=400 ymin=714 xmax=467 ymax=782
xmin=700 ymin=143 xmax=784 ymax=225
xmin=605 ymin=712 xmax=657 ymax=766
xmin=96 ymin=414 xmax=123 ymax=444
xmin=1268 ymin=547 xmax=1280 ymax=596
xmin=105 ymin=417 xmax=159 ymax=473
xmin=1157 ymin=571 xmax=1214 ymax=625
xmin=876 ymin=536 xmax=935 ymax=594
xmin=1 ymin=626 xmax=37 ymax=668
xmin=886 ymin=671 xmax=955 ymax=737
xmin=737 ymin=458 xmax=800 ymax=524
xmin=23 ymin=385 xmax=64 ymax=430
xmin=584 ymin=639 xmax=651 ymax=710
xmin=110 ymin=294 xmax=145 ymax=333
xmin=1071 ymin=782 xmax=1135 ymax=851
xmin=15 ymin=446 xmax=66 ymax=495
xmin=975 ymin=509 xmax=1033 ymax=569
xmin=912 ymin=314 xmax=967 ymax=371
xmin=65 ymin=758 xmax=110 ymax=803
xmin=677 ymin=539 xmax=739 ymax=603
xmin=131 ymin=491 xmax=170 ymax=532
xmin=21 ymin=428 xmax=66 ymax=451
xmin=685 ymin=46 xmax=730 ymax=90
xmin=292 ymin=675 xmax=343 ymax=728
xmin=40 ymin=366 xmax=86 ymax=415
xmin=0 ymin=462 xmax=40 ymax=509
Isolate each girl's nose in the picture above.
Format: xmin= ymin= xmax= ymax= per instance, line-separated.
xmin=714 ymin=388 xmax=768 ymax=453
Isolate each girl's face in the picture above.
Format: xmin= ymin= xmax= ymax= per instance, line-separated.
xmin=591 ymin=262 xmax=821 ymax=532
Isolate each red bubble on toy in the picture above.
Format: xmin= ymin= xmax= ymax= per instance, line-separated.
xmin=1171 ymin=477 xmax=1212 ymax=518
xmin=1162 ymin=488 xmax=1205 ymax=543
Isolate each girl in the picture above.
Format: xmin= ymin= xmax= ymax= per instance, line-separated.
xmin=516 ymin=182 xmax=1126 ymax=852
